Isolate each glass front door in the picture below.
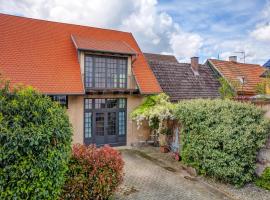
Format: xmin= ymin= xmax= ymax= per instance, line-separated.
xmin=84 ymin=98 xmax=126 ymax=146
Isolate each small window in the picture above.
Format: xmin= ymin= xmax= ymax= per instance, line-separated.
xmin=95 ymin=99 xmax=106 ymax=109
xmin=50 ymin=95 xmax=68 ymax=108
xmin=119 ymin=111 xmax=126 ymax=135
xmin=85 ymin=99 xmax=93 ymax=110
xmin=84 ymin=112 xmax=92 ymax=138
xmin=119 ymin=99 xmax=126 ymax=108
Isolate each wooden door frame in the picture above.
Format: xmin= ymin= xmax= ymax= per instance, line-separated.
xmin=83 ymin=98 xmax=127 ymax=146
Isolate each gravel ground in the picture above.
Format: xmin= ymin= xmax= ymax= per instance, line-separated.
xmin=115 ymin=146 xmax=270 ymax=200
xmin=201 ymin=177 xmax=270 ymax=200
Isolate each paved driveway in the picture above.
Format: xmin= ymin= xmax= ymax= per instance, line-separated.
xmin=115 ymin=149 xmax=233 ymax=200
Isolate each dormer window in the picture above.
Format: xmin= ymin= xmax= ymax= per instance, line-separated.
xmin=237 ymin=76 xmax=246 ymax=85
xmin=84 ymin=55 xmax=127 ymax=89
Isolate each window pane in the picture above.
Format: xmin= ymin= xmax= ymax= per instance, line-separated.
xmin=119 ymin=99 xmax=126 ymax=108
xmin=85 ymin=99 xmax=92 ymax=109
xmin=108 ymin=112 xmax=116 ymax=135
xmin=119 ymin=59 xmax=127 ymax=88
xmin=85 ymin=56 xmax=93 ymax=88
xmin=94 ymin=99 xmax=106 ymax=109
xmin=84 ymin=112 xmax=92 ymax=138
xmin=95 ymin=57 xmax=106 ymax=88
xmin=107 ymin=58 xmax=118 ymax=88
xmin=96 ymin=113 xmax=105 ymax=136
xmin=119 ymin=111 xmax=126 ymax=135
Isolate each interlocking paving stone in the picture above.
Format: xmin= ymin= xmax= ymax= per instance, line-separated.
xmin=115 ymin=150 xmax=233 ymax=200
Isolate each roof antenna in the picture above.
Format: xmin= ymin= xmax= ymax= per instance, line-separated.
xmin=234 ymin=51 xmax=245 ymax=63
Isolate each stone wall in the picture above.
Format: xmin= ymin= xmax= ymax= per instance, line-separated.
xmin=256 ymin=137 xmax=270 ymax=176
xmin=256 ymin=103 xmax=270 ymax=176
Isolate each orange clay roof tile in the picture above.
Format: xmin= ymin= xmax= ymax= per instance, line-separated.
xmin=71 ymin=34 xmax=137 ymax=55
xmin=208 ymin=59 xmax=267 ymax=95
xmin=0 ymin=13 xmax=161 ymax=94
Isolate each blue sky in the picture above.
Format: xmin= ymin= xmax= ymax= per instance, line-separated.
xmin=159 ymin=0 xmax=263 ymax=38
xmin=157 ymin=0 xmax=269 ymax=63
xmin=0 ymin=0 xmax=269 ymax=64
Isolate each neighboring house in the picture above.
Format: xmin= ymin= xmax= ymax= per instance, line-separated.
xmin=0 ymin=13 xmax=162 ymax=147
xmin=144 ymin=53 xmax=178 ymax=63
xmin=144 ymin=53 xmax=220 ymax=102
xmin=207 ymin=56 xmax=267 ymax=97
xmin=263 ymin=59 xmax=270 ymax=68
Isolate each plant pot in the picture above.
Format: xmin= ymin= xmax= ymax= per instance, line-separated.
xmin=160 ymin=146 xmax=169 ymax=153
xmin=174 ymin=153 xmax=181 ymax=161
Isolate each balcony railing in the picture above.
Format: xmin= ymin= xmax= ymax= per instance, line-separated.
xmin=85 ymin=74 xmax=139 ymax=94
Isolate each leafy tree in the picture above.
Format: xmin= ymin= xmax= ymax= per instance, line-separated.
xmin=0 ymin=80 xmax=72 ymax=199
xmin=255 ymin=73 xmax=270 ymax=95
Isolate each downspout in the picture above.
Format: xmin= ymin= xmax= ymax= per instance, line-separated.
xmin=130 ymin=54 xmax=142 ymax=94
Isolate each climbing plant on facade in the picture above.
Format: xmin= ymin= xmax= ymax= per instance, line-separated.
xmin=131 ymin=93 xmax=175 ymax=134
xmin=218 ymin=77 xmax=237 ymax=99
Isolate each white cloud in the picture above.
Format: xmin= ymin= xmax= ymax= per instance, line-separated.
xmin=120 ymin=0 xmax=161 ymax=45
xmin=262 ymin=0 xmax=270 ymax=19
xmin=251 ymin=1 xmax=270 ymax=42
xmin=203 ymin=38 xmax=270 ymax=64
xmin=0 ymin=0 xmax=203 ymax=61
xmin=2 ymin=0 xmax=134 ymax=28
xmin=170 ymin=31 xmax=202 ymax=60
xmin=120 ymin=0 xmax=202 ymax=60
xmin=251 ymin=23 xmax=270 ymax=42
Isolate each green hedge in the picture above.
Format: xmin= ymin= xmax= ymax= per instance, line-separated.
xmin=256 ymin=167 xmax=270 ymax=190
xmin=175 ymin=99 xmax=270 ymax=186
xmin=0 ymin=83 xmax=72 ymax=199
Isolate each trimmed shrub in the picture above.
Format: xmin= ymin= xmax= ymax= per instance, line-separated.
xmin=175 ymin=99 xmax=270 ymax=186
xmin=256 ymin=167 xmax=270 ymax=190
xmin=0 ymin=83 xmax=72 ymax=199
xmin=61 ymin=144 xmax=124 ymax=200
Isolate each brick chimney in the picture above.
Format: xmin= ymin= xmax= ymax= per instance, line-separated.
xmin=229 ymin=56 xmax=237 ymax=62
xmin=191 ymin=57 xmax=199 ymax=72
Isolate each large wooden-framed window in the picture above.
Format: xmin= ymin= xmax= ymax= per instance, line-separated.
xmin=84 ymin=55 xmax=128 ymax=89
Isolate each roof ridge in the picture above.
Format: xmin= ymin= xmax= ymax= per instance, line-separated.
xmin=144 ymin=52 xmax=176 ymax=57
xmin=208 ymin=58 xmax=262 ymax=67
xmin=0 ymin=12 xmax=132 ymax=35
xmin=149 ymin=60 xmax=204 ymax=66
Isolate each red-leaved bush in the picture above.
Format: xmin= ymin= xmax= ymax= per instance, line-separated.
xmin=61 ymin=144 xmax=124 ymax=200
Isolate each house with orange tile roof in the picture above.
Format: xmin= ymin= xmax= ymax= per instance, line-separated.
xmin=0 ymin=13 xmax=162 ymax=146
xmin=206 ymin=56 xmax=268 ymax=97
